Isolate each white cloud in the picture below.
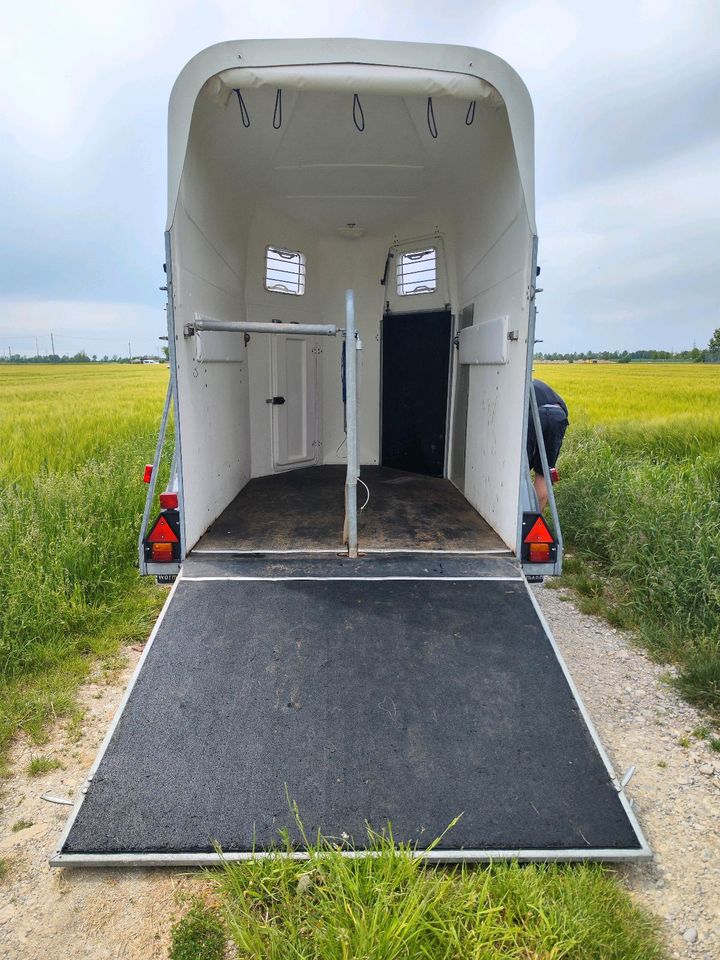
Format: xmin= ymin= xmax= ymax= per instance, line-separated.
xmin=0 ymin=1 xmax=718 ymax=353
xmin=537 ymin=135 xmax=720 ymax=351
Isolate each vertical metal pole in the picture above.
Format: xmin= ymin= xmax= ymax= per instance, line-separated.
xmin=345 ymin=290 xmax=359 ymax=557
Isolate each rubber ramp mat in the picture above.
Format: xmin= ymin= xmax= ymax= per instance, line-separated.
xmin=54 ymin=578 xmax=648 ymax=863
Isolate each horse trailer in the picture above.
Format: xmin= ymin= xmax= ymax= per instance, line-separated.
xmin=52 ymin=39 xmax=649 ymax=866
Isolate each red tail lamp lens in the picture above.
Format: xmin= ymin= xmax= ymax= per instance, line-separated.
xmin=524 ymin=517 xmax=554 ymax=544
xmin=550 ymin=467 xmax=560 ymax=484
xmin=159 ymin=492 xmax=178 ymax=510
xmin=147 ymin=516 xmax=178 ymax=544
xmin=528 ymin=542 xmax=551 ymax=563
xmin=143 ymin=464 xmax=153 ymax=483
xmin=150 ymin=542 xmax=174 ymax=562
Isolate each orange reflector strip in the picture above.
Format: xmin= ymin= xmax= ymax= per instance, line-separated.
xmin=151 ymin=542 xmax=174 ymax=562
xmin=147 ymin=516 xmax=178 ymax=543
xmin=528 ymin=542 xmax=551 ymax=563
xmin=524 ymin=517 xmax=554 ymax=544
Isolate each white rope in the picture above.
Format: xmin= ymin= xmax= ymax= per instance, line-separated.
xmin=358 ymin=476 xmax=370 ymax=511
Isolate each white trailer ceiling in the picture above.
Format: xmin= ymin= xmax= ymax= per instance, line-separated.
xmin=179 ymin=83 xmax=515 ymax=240
xmin=167 ymin=39 xmax=535 ymax=232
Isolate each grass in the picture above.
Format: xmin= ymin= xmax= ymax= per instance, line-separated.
xmin=11 ymin=819 xmax=34 ymax=832
xmin=170 ymin=902 xmax=227 ymax=960
xmin=26 ymin=755 xmax=61 ymax=776
xmin=0 ymin=364 xmax=168 ymax=771
xmin=168 ymin=819 xmax=665 ymax=960
xmin=536 ymin=363 xmax=720 ymax=717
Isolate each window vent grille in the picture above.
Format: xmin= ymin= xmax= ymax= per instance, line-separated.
xmin=265 ymin=246 xmax=306 ymax=296
xmin=396 ymin=248 xmax=437 ymax=296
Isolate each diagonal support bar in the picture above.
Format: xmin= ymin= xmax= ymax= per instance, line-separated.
xmin=138 ymin=378 xmax=173 ymax=575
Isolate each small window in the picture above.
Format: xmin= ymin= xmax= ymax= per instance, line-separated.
xmin=396 ymin=248 xmax=437 ymax=296
xmin=265 ymin=246 xmax=306 ymax=296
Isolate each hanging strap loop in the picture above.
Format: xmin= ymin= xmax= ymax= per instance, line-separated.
xmin=234 ymin=90 xmax=250 ymax=128
xmin=273 ymin=89 xmax=283 ymax=129
xmin=426 ymin=97 xmax=438 ymax=139
xmin=353 ymin=93 xmax=365 ymax=132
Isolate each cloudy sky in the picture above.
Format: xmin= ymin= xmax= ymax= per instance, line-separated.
xmin=1 ymin=0 xmax=718 ymax=356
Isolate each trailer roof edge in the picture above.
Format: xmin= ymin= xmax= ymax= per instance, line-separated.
xmin=166 ymin=38 xmax=536 ymax=232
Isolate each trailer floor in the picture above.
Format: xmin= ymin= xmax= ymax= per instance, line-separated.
xmin=194 ymin=465 xmax=508 ymax=554
xmin=54 ymin=563 xmax=647 ymax=864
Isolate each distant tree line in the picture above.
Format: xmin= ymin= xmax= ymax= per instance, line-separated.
xmin=537 ymin=330 xmax=720 ymax=364
xmin=536 ymin=348 xmax=710 ymax=363
xmin=0 ymin=350 xmax=167 ymax=364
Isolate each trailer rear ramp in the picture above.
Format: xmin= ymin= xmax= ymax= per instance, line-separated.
xmin=52 ymin=555 xmax=649 ymax=866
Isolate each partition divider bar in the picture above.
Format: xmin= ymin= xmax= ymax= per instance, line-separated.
xmin=187 ymin=316 xmax=338 ymax=337
xmin=345 ymin=290 xmax=359 ymax=558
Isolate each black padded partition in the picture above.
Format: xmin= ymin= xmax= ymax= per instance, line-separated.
xmin=381 ymin=310 xmax=452 ymax=476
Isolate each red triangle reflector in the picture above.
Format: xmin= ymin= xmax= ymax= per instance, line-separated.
xmin=147 ymin=516 xmax=178 ymax=543
xmin=524 ymin=517 xmax=554 ymax=544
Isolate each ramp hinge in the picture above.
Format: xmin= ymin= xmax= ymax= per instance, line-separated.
xmin=619 ymin=765 xmax=636 ymax=790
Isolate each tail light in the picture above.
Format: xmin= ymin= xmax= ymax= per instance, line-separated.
xmin=550 ymin=467 xmax=560 ymax=484
xmin=143 ymin=464 xmax=153 ymax=483
xmin=521 ymin=513 xmax=557 ymax=565
xmin=528 ymin=542 xmax=551 ymax=563
xmin=159 ymin=491 xmax=178 ymax=510
xmin=150 ymin=542 xmax=174 ymax=562
xmin=144 ymin=506 xmax=180 ymax=564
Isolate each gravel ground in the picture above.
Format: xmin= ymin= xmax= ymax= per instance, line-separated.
xmin=533 ymin=584 xmax=720 ymax=960
xmin=0 ymin=583 xmax=718 ymax=959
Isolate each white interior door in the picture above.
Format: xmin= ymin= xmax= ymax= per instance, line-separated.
xmin=271 ymin=333 xmax=320 ymax=470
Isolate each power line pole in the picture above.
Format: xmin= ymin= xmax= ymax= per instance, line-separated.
xmin=36 ymin=337 xmax=40 ymax=357
xmin=51 ymin=332 xmax=55 ymax=356
xmin=128 ymin=341 xmax=132 ymax=361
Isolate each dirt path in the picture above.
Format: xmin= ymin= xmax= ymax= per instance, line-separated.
xmin=0 ymin=649 xmax=203 ymax=959
xmin=534 ymin=584 xmax=720 ymax=959
xmin=1 ymin=586 xmax=718 ymax=960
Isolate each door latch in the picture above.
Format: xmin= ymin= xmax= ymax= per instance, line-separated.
xmin=266 ymin=396 xmax=286 ymax=405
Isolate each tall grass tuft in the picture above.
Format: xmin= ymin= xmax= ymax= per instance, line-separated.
xmin=212 ymin=818 xmax=665 ymax=960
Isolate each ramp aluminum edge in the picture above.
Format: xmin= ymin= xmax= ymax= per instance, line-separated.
xmin=51 ymin=563 xmax=650 ymax=866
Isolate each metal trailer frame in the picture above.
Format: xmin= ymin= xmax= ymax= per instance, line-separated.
xmin=50 ymin=568 xmax=650 ymax=867
xmin=515 ymin=235 xmax=563 ymax=579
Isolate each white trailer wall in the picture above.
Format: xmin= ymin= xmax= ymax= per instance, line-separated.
xmin=454 ymin=106 xmax=534 ymax=549
xmin=171 ymin=111 xmax=252 ymax=550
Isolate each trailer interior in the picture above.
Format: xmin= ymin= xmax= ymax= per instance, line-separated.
xmin=169 ymin=61 xmax=537 ymax=559
xmin=52 ymin=41 xmax=648 ymax=866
